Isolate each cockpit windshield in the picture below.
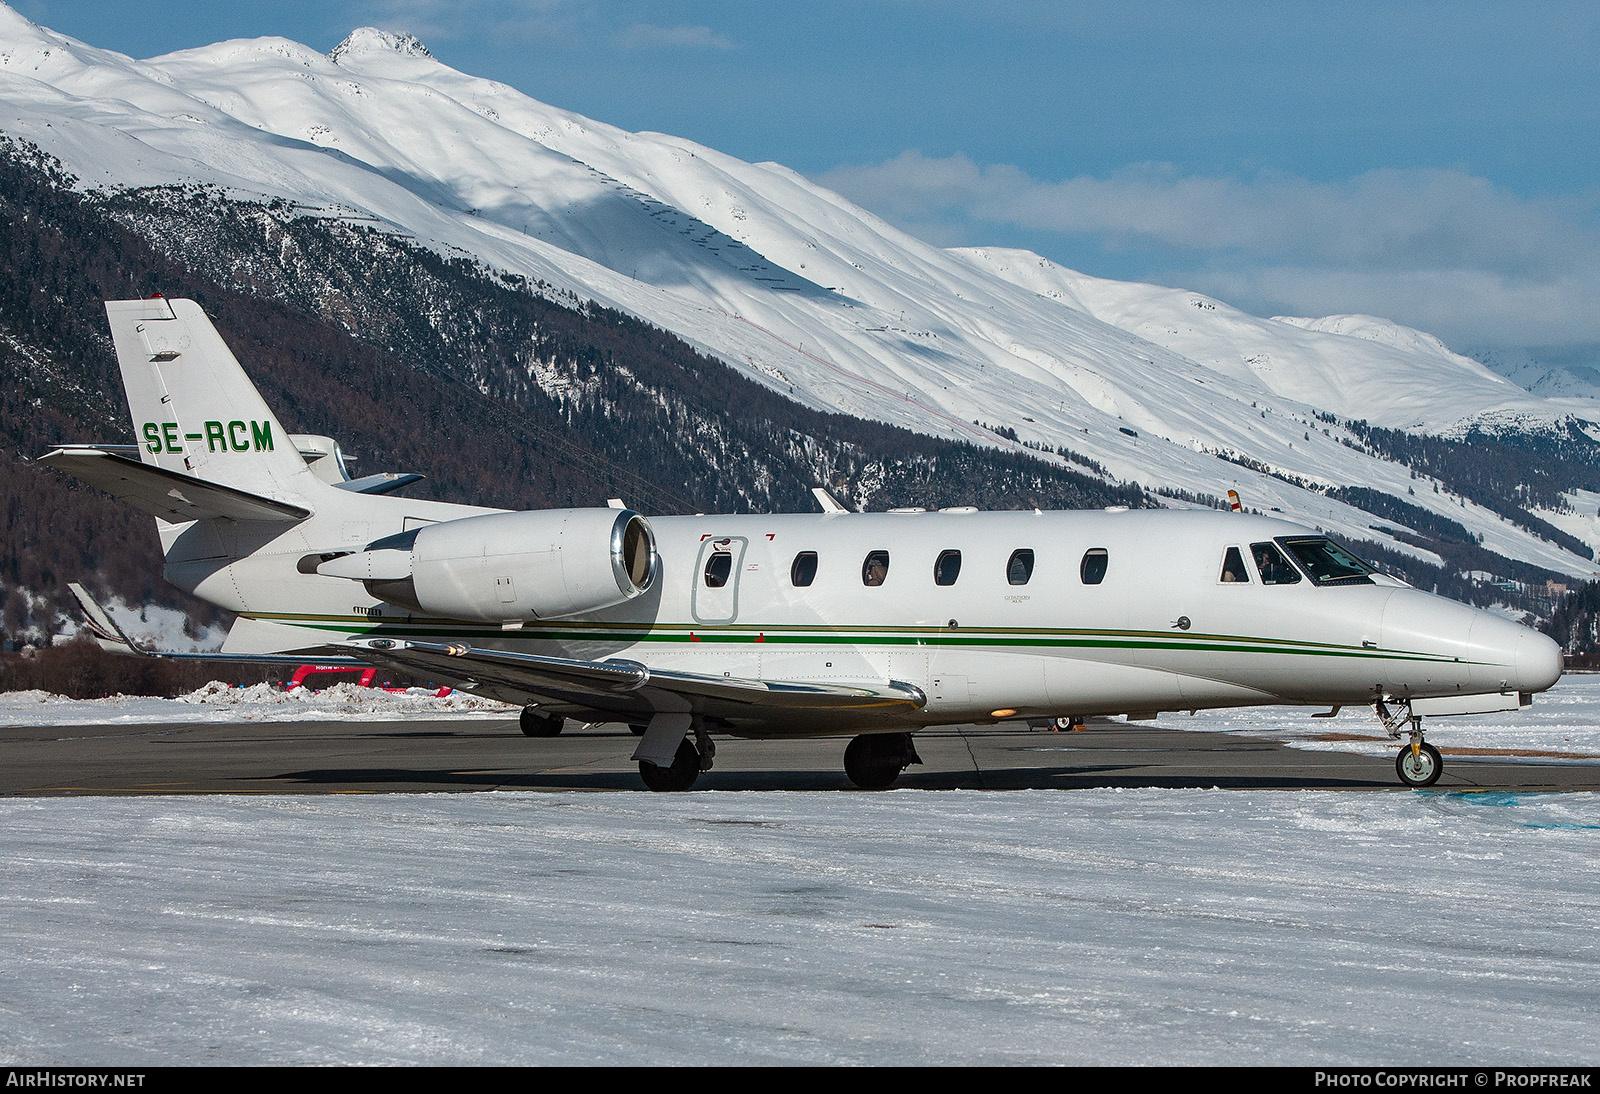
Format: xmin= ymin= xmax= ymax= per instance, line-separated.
xmin=1250 ymin=542 xmax=1301 ymax=586
xmin=1277 ymin=536 xmax=1375 ymax=586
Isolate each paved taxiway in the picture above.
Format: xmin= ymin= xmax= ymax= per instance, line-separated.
xmin=2 ymin=717 xmax=1598 ymax=795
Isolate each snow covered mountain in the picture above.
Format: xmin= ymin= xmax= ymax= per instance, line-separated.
xmin=1 ymin=3 xmax=1597 ymax=581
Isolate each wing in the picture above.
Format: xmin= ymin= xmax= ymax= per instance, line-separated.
xmin=339 ymin=639 xmax=927 ymax=735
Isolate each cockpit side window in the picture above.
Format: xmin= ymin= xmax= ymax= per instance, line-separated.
xmin=1080 ymin=548 xmax=1109 ymax=585
xmin=862 ymin=550 xmax=890 ymax=587
xmin=704 ymin=551 xmax=733 ymax=588
xmin=790 ymin=551 xmax=818 ymax=587
xmin=1278 ymin=537 xmax=1375 ymax=586
xmin=1219 ymin=546 xmax=1250 ymax=583
xmin=1007 ymin=549 xmax=1035 ymax=586
xmin=1250 ymin=542 xmax=1302 ymax=586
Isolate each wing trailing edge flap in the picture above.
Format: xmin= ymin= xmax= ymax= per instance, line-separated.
xmin=339 ymin=639 xmax=928 ymax=726
xmin=41 ymin=447 xmax=310 ymax=523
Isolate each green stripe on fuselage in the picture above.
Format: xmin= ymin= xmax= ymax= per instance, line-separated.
xmin=240 ymin=612 xmax=1472 ymax=665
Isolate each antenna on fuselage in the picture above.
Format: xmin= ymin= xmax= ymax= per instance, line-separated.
xmin=1227 ymin=489 xmax=1243 ymax=513
xmin=812 ymin=487 xmax=849 ymax=514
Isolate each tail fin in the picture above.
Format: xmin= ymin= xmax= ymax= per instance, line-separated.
xmin=106 ymin=297 xmax=316 ymax=500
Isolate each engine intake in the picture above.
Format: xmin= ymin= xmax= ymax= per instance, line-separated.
xmin=320 ymin=508 xmax=657 ymax=621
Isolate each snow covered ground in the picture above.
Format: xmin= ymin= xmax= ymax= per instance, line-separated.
xmin=1 ymin=788 xmax=1598 ymax=1065
xmin=1 ymin=678 xmax=1599 ymax=1064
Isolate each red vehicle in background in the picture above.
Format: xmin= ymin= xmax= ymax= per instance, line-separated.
xmin=287 ymin=664 xmax=452 ymax=697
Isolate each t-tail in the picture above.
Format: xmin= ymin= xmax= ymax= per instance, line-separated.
xmin=44 ymin=296 xmax=653 ymax=660
xmin=42 ymin=298 xmax=483 ymax=656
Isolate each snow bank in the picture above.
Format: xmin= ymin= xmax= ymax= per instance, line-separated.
xmin=0 ymin=679 xmax=513 ymax=725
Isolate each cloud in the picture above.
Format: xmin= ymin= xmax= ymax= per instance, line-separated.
xmin=818 ymin=151 xmax=1600 ymax=349
xmin=617 ymin=24 xmax=737 ymax=52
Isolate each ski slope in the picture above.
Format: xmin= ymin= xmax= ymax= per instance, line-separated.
xmin=0 ymin=4 xmax=1596 ymax=576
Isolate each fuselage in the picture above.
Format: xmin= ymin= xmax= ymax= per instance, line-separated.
xmin=184 ymin=494 xmax=1565 ymax=735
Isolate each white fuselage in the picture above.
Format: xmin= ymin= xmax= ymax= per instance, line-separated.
xmin=180 ymin=493 xmax=1564 ymax=735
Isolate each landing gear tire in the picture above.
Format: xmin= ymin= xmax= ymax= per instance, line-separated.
xmin=1396 ymin=742 xmax=1443 ymax=788
xmin=844 ymin=733 xmax=920 ymax=789
xmin=639 ymin=738 xmax=701 ymax=792
xmin=520 ymin=707 xmax=564 ymax=737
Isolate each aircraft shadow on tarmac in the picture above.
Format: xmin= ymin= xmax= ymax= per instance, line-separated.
xmin=254 ymin=763 xmax=1402 ymax=793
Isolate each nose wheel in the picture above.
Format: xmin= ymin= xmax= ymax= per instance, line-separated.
xmin=1377 ymin=699 xmax=1444 ymax=788
xmin=1395 ymin=740 xmax=1443 ymax=787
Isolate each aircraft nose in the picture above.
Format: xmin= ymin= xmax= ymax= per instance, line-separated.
xmin=1468 ymin=612 xmax=1563 ymax=694
xmin=1515 ymin=628 xmax=1563 ymax=693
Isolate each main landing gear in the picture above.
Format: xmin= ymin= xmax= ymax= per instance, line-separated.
xmin=520 ymin=706 xmax=564 ymax=737
xmin=1377 ymin=699 xmax=1443 ymax=788
xmin=843 ymin=733 xmax=922 ymax=789
xmin=631 ymin=724 xmax=924 ymax=791
xmin=638 ymin=721 xmax=716 ymax=792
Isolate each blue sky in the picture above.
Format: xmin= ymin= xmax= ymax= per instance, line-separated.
xmin=14 ymin=0 xmax=1600 ymax=360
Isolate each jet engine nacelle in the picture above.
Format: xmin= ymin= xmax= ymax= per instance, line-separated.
xmin=319 ymin=508 xmax=657 ymax=621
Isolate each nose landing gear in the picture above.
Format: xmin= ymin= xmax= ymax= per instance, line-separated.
xmin=1377 ymin=699 xmax=1443 ymax=788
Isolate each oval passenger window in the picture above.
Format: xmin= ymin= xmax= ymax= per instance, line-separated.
xmin=934 ymin=549 xmax=962 ymax=586
xmin=791 ymin=551 xmax=818 ymax=587
xmin=1007 ymin=549 xmax=1034 ymax=586
xmin=1080 ymin=548 xmax=1108 ymax=585
xmin=862 ymin=550 xmax=890 ymax=587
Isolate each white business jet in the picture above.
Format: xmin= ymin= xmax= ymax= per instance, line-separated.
xmin=44 ymin=298 xmax=1563 ymax=790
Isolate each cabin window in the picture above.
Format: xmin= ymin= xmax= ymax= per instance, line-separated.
xmin=1220 ymin=546 xmax=1250 ymax=583
xmin=1007 ymin=548 xmax=1035 ymax=586
xmin=790 ymin=551 xmax=818 ymax=587
xmin=862 ymin=550 xmax=890 ymax=587
xmin=1279 ymin=537 xmax=1375 ymax=586
xmin=934 ymin=549 xmax=962 ymax=586
xmin=703 ymin=551 xmax=733 ymax=588
xmin=1080 ymin=548 xmax=1108 ymax=585
xmin=1250 ymin=542 xmax=1302 ymax=586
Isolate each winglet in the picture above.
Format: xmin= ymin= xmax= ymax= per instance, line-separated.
xmin=811 ymin=487 xmax=848 ymax=514
xmin=66 ymin=581 xmax=359 ymax=665
xmin=67 ymin=582 xmax=150 ymax=656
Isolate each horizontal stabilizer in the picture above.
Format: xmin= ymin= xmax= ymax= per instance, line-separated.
xmin=41 ymin=446 xmax=310 ymax=523
xmin=333 ymin=472 xmax=425 ymax=496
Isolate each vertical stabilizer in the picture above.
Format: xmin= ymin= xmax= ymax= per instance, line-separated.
xmin=105 ymin=297 xmax=316 ymax=502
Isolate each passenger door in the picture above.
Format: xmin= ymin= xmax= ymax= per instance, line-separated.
xmin=691 ymin=536 xmax=748 ymax=625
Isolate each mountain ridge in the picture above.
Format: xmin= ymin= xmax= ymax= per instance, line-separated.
xmin=0 ymin=2 xmax=1597 ymax=588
